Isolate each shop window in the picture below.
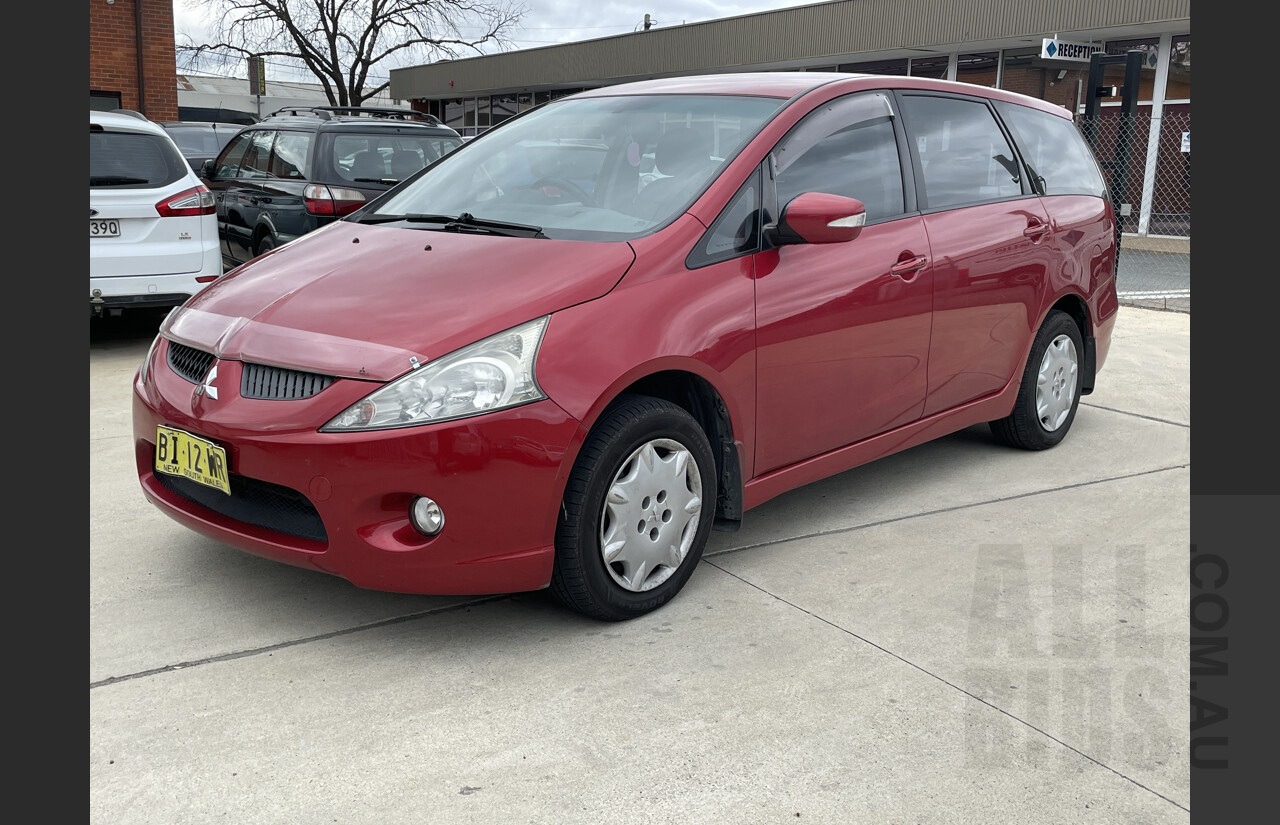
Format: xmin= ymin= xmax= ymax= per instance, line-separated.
xmin=491 ymin=95 xmax=518 ymax=126
xmin=957 ymin=52 xmax=998 ymax=88
xmin=1166 ymin=36 xmax=1190 ymax=100
xmin=999 ymin=46 xmax=1089 ymax=111
xmin=909 ymin=56 xmax=949 ymax=79
xmin=838 ymin=58 xmax=907 ymax=76
xmin=1099 ymin=37 xmax=1159 ymax=102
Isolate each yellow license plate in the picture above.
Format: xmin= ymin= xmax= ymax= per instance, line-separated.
xmin=155 ymin=426 xmax=231 ymax=495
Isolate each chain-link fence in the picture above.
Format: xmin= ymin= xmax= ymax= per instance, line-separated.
xmin=1077 ymin=109 xmax=1190 ymax=312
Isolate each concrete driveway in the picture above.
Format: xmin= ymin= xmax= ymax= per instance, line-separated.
xmin=90 ymin=305 xmax=1190 ymax=824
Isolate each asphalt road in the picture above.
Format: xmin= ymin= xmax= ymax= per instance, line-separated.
xmin=90 ymin=305 xmax=1191 ymax=824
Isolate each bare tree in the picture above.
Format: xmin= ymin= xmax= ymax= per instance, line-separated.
xmin=176 ymin=0 xmax=529 ymax=107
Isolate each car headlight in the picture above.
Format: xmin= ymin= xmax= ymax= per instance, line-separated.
xmin=321 ymin=317 xmax=549 ymax=432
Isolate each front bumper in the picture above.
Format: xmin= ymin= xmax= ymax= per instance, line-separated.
xmin=132 ymin=342 xmax=584 ymax=595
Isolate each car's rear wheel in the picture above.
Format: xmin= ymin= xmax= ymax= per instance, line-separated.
xmin=551 ymin=395 xmax=716 ymax=621
xmin=990 ymin=309 xmax=1084 ymax=450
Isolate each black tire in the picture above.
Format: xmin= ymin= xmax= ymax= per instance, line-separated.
xmin=550 ymin=395 xmax=717 ymax=621
xmin=989 ymin=309 xmax=1084 ymax=450
xmin=254 ymin=234 xmax=277 ymax=257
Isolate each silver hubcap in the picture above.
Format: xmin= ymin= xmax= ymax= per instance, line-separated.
xmin=1036 ymin=333 xmax=1078 ymax=432
xmin=599 ymin=438 xmax=703 ymax=593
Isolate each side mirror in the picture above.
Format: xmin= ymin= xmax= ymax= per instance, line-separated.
xmin=200 ymin=158 xmax=216 ymax=179
xmin=771 ymin=192 xmax=867 ymax=245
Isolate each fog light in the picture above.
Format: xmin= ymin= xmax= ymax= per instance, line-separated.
xmin=411 ymin=496 xmax=445 ymax=536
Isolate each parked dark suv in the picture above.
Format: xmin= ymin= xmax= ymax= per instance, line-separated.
xmin=199 ymin=106 xmax=463 ymax=268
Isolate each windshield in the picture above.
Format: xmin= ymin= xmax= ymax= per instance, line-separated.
xmin=365 ymin=94 xmax=785 ymax=240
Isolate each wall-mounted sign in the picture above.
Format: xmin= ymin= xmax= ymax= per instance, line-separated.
xmin=1041 ymin=38 xmax=1102 ymax=61
xmin=1181 ymin=132 xmax=1190 ymax=153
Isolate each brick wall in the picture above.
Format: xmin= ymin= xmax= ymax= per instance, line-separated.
xmin=89 ymin=0 xmax=178 ymax=120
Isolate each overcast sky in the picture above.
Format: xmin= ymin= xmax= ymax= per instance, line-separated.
xmin=172 ymin=0 xmax=824 ymax=83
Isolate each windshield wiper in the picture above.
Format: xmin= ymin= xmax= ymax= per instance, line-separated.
xmin=354 ymin=212 xmax=545 ymax=238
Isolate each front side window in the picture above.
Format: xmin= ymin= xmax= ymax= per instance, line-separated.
xmin=368 ymin=94 xmax=785 ymax=241
xmin=993 ymin=101 xmax=1107 ymax=198
xmin=773 ymin=92 xmax=905 ymax=222
xmin=689 ymin=167 xmax=761 ymax=268
xmin=213 ymin=133 xmax=251 ymax=179
xmin=900 ymin=94 xmax=1023 ymax=209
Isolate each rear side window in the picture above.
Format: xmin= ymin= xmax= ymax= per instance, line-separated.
xmin=326 ymin=133 xmax=465 ymax=184
xmin=269 ymin=131 xmax=312 ymax=179
xmin=239 ymin=130 xmax=277 ymax=179
xmin=993 ymin=101 xmax=1108 ymax=198
xmin=899 ymin=94 xmax=1023 ymax=209
xmin=90 ymin=130 xmax=188 ymax=188
xmin=165 ymin=126 xmax=222 ymax=157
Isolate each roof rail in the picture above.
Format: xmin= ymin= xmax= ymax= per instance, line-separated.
xmin=265 ymin=105 xmax=442 ymax=125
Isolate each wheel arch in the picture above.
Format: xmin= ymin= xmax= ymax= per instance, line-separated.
xmin=1046 ymin=292 xmax=1096 ymax=394
xmin=252 ymin=215 xmax=279 ymax=253
xmin=600 ymin=370 xmax=744 ymax=532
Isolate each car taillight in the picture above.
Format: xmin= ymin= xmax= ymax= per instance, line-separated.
xmin=304 ymin=184 xmax=366 ymax=216
xmin=156 ymin=185 xmax=216 ymax=217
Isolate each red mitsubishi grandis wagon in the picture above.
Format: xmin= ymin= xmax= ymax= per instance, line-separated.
xmin=133 ymin=72 xmax=1119 ymax=620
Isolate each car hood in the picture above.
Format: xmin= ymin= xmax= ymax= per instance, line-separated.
xmin=163 ymin=221 xmax=635 ymax=381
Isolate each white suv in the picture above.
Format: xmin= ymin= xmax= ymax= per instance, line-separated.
xmin=90 ymin=110 xmax=222 ymax=317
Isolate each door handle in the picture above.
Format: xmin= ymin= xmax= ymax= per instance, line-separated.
xmin=890 ymin=255 xmax=928 ymax=279
xmin=1023 ymin=222 xmax=1050 ymax=239
xmin=248 ymin=197 xmax=260 ymax=205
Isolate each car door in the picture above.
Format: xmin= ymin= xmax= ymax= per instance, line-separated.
xmin=895 ymin=91 xmax=1055 ymax=417
xmin=257 ymin=129 xmax=315 ymax=246
xmin=222 ymin=129 xmax=277 ymax=265
xmin=752 ymin=91 xmax=934 ymax=475
xmin=203 ymin=131 xmax=252 ymax=268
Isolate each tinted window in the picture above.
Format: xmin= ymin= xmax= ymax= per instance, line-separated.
xmin=327 ymin=133 xmax=465 ymax=184
xmin=774 ymin=92 xmax=905 ymax=222
xmin=164 ymin=125 xmax=235 ymax=157
xmin=900 ymin=95 xmax=1023 ymax=209
xmin=993 ymin=101 xmax=1107 ymax=198
xmin=239 ymin=130 xmax=277 ymax=179
xmin=689 ymin=167 xmax=761 ymax=268
xmin=90 ymin=130 xmax=188 ymax=188
xmin=269 ymin=131 xmax=312 ymax=179
xmin=213 ymin=133 xmax=252 ymax=178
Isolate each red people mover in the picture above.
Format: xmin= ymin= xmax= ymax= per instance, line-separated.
xmin=133 ymin=73 xmax=1119 ymax=620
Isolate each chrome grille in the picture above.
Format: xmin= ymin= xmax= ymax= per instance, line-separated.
xmin=241 ymin=363 xmax=336 ymax=400
xmin=167 ymin=341 xmax=215 ymax=384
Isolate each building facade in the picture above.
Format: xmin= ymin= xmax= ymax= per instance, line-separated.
xmin=388 ymin=0 xmax=1190 ymax=243
xmin=389 ymin=0 xmax=1190 ymax=137
xmin=90 ymin=0 xmax=180 ymax=121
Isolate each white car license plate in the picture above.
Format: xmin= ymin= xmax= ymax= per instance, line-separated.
xmin=90 ymin=218 xmax=121 ymax=238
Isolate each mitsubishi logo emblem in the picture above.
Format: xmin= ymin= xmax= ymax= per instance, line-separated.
xmin=194 ymin=364 xmax=219 ymax=400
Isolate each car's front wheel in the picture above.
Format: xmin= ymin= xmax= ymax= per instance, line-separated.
xmin=990 ymin=309 xmax=1084 ymax=450
xmin=551 ymin=395 xmax=717 ymax=621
